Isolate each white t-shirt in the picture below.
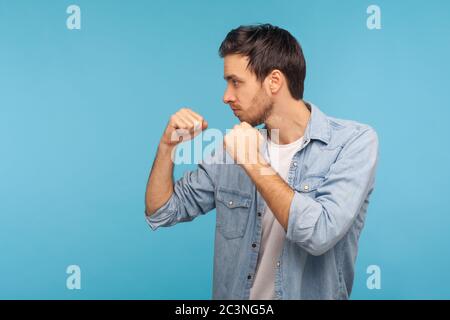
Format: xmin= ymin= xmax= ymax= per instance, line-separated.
xmin=249 ymin=134 xmax=304 ymax=300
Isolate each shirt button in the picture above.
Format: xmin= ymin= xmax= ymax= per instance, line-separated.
xmin=257 ymin=212 xmax=262 ymax=217
xmin=293 ymin=162 xmax=297 ymax=167
xmin=304 ymin=185 xmax=309 ymax=191
xmin=277 ymin=261 xmax=281 ymax=267
xmin=252 ymin=243 xmax=256 ymax=248
xmin=228 ymin=200 xmax=233 ymax=206
xmin=247 ymin=274 xmax=252 ymax=280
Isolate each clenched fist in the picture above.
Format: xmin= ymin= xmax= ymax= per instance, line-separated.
xmin=224 ymin=122 xmax=265 ymax=166
xmin=160 ymin=108 xmax=208 ymax=147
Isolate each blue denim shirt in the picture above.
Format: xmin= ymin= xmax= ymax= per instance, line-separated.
xmin=146 ymin=102 xmax=379 ymax=300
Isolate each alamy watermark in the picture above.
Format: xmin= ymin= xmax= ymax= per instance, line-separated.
xmin=169 ymin=124 xmax=282 ymax=175
xmin=366 ymin=264 xmax=381 ymax=290
xmin=66 ymin=265 xmax=81 ymax=290
xmin=66 ymin=5 xmax=81 ymax=30
xmin=367 ymin=5 xmax=382 ymax=30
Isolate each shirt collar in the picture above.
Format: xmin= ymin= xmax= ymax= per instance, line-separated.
xmin=304 ymin=101 xmax=331 ymax=145
xmin=261 ymin=101 xmax=331 ymax=145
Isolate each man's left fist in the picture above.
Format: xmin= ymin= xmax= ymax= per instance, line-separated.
xmin=224 ymin=122 xmax=265 ymax=166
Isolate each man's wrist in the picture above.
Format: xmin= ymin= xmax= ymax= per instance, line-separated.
xmin=242 ymin=156 xmax=272 ymax=174
xmin=158 ymin=141 xmax=176 ymax=156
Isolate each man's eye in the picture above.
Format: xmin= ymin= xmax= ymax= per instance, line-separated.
xmin=232 ymin=80 xmax=239 ymax=87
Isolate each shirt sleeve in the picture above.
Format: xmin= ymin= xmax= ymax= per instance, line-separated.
xmin=145 ymin=161 xmax=217 ymax=231
xmin=286 ymin=127 xmax=379 ymax=256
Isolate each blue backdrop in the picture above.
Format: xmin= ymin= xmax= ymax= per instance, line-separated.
xmin=1 ymin=0 xmax=449 ymax=299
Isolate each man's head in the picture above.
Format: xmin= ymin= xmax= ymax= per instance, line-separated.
xmin=219 ymin=24 xmax=306 ymax=126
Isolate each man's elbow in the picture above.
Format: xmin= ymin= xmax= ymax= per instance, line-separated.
xmin=291 ymin=231 xmax=336 ymax=256
xmin=303 ymin=243 xmax=332 ymax=256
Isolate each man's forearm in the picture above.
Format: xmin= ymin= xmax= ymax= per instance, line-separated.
xmin=145 ymin=108 xmax=207 ymax=216
xmin=145 ymin=142 xmax=176 ymax=216
xmin=242 ymin=160 xmax=294 ymax=231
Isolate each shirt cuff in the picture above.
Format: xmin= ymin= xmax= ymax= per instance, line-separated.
xmin=145 ymin=195 xmax=178 ymax=231
xmin=286 ymin=191 xmax=323 ymax=247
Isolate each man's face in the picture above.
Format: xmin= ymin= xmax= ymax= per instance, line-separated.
xmin=223 ymin=54 xmax=273 ymax=126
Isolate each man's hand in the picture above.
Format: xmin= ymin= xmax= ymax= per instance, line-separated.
xmin=160 ymin=108 xmax=208 ymax=148
xmin=224 ymin=122 xmax=292 ymax=230
xmin=223 ymin=122 xmax=265 ymax=166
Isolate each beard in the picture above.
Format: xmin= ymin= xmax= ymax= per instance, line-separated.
xmin=239 ymin=88 xmax=274 ymax=126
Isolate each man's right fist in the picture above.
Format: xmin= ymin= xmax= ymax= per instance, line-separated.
xmin=160 ymin=108 xmax=208 ymax=147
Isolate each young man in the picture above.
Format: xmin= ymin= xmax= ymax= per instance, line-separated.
xmin=144 ymin=24 xmax=379 ymax=300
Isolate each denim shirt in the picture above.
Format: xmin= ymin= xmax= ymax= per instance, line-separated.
xmin=146 ymin=102 xmax=379 ymax=300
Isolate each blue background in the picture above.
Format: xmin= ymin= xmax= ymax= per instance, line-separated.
xmin=1 ymin=0 xmax=449 ymax=299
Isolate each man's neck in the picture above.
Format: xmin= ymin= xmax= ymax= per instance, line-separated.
xmin=265 ymin=99 xmax=311 ymax=145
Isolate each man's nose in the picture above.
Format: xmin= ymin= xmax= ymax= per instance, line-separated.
xmin=223 ymin=87 xmax=235 ymax=104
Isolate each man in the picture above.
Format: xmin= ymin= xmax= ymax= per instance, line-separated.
xmin=144 ymin=24 xmax=379 ymax=300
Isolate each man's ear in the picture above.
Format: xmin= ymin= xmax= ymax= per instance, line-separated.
xmin=267 ymin=70 xmax=283 ymax=94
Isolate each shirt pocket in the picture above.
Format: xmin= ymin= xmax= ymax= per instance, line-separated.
xmin=294 ymin=175 xmax=326 ymax=197
xmin=215 ymin=186 xmax=252 ymax=240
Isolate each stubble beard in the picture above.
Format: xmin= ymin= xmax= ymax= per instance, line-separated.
xmin=245 ymin=89 xmax=274 ymax=127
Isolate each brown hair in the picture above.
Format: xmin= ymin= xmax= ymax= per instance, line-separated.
xmin=219 ymin=24 xmax=306 ymax=100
